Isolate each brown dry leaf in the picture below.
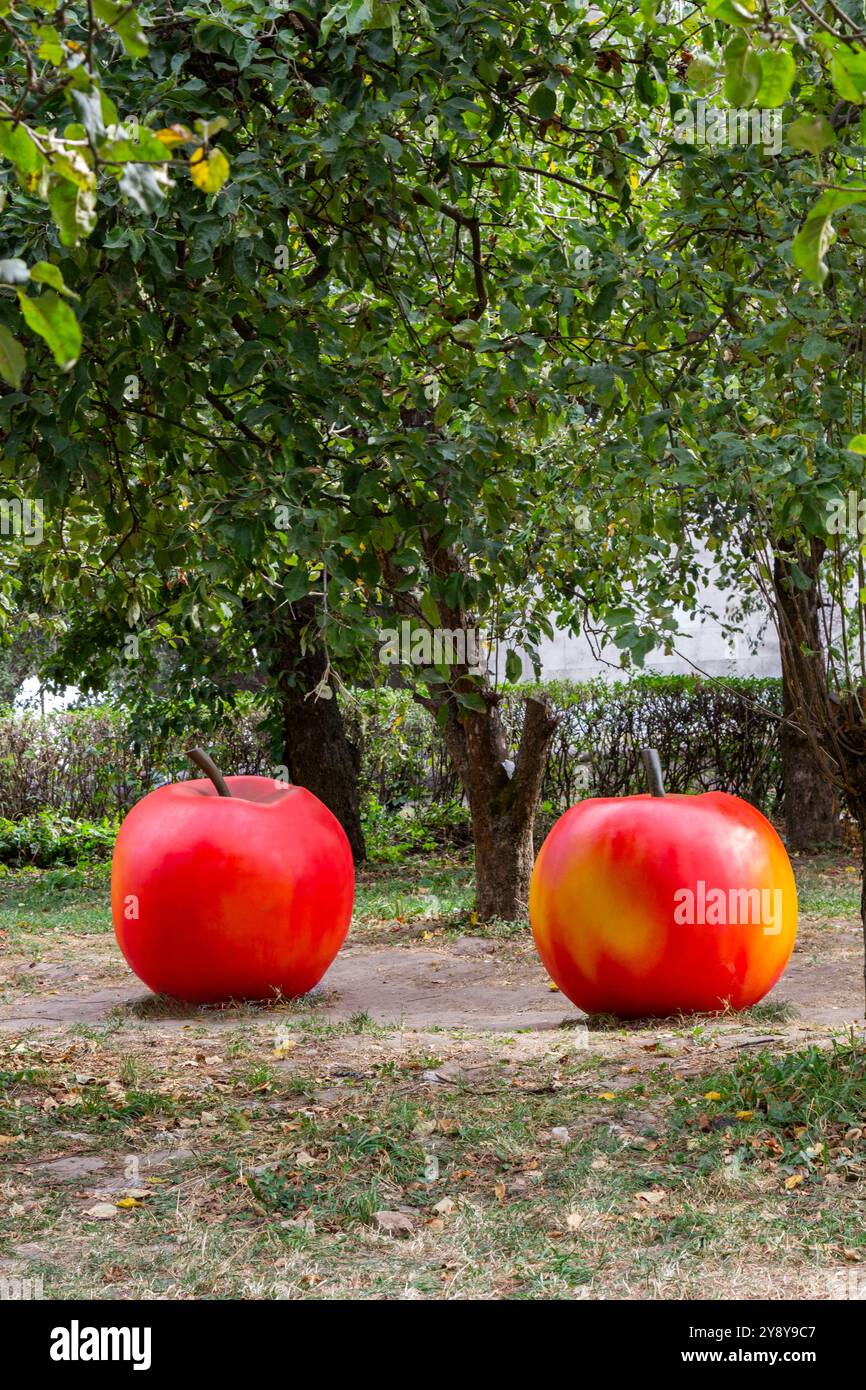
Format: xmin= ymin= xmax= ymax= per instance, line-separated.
xmin=84 ymin=1202 xmax=117 ymax=1221
xmin=566 ymin=1211 xmax=584 ymax=1231
xmin=0 ymin=1134 xmax=23 ymax=1146
xmin=635 ymin=1189 xmax=666 ymax=1206
xmin=493 ymin=1182 xmax=506 ymax=1204
xmin=373 ymin=1210 xmax=415 ymax=1238
xmin=433 ymin=1197 xmax=455 ymax=1215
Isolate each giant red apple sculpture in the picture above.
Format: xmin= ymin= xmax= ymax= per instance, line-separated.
xmin=529 ymin=749 xmax=797 ymax=1018
xmin=112 ymin=748 xmax=354 ymax=1003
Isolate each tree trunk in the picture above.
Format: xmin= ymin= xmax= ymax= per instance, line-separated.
xmin=442 ymin=692 xmax=560 ymax=920
xmin=274 ymin=599 xmax=366 ymax=863
xmin=778 ymin=683 xmax=840 ymax=850
xmin=773 ymin=549 xmax=840 ymax=850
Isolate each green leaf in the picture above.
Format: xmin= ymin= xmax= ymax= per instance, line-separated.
xmin=93 ymin=0 xmax=148 ymax=58
xmin=787 ymin=114 xmax=836 ymax=155
xmin=723 ymin=34 xmax=762 ymax=107
xmin=30 ymin=262 xmax=77 ymax=299
xmin=35 ymin=24 xmax=64 ymax=65
xmin=529 ymin=85 xmax=557 ymax=120
xmin=48 ymin=178 xmax=97 ymax=246
xmin=16 ymin=290 xmax=82 ymax=370
xmin=452 ymin=319 xmax=481 ymax=345
xmin=846 ymin=435 xmax=866 ymax=454
xmin=0 ymin=324 xmax=26 ymax=389
xmin=756 ymin=49 xmax=795 ymax=108
xmin=456 ymin=690 xmax=487 ymax=713
xmin=686 ymin=56 xmax=718 ymax=96
xmin=708 ymin=0 xmax=758 ymax=20
xmin=830 ymin=46 xmax=866 ymax=103
xmin=635 ymin=67 xmax=663 ymax=107
xmin=505 ymin=649 xmax=522 ymax=682
xmin=792 ymin=184 xmax=866 ymax=284
xmin=119 ymin=162 xmax=172 ymax=212
xmin=0 ymin=119 xmax=44 ymax=177
xmin=420 ymin=591 xmax=441 ymax=628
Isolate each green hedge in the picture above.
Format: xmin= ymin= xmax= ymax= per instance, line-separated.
xmin=0 ymin=678 xmax=784 ymax=846
xmin=349 ymin=675 xmax=783 ymax=822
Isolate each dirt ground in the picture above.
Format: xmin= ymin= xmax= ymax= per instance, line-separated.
xmin=1 ymin=903 xmax=862 ymax=1037
xmin=1 ymin=855 xmax=865 ymax=1300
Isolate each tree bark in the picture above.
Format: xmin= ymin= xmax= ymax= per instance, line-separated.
xmin=273 ymin=598 xmax=366 ymax=863
xmin=773 ymin=549 xmax=840 ymax=850
xmin=442 ymin=691 xmax=560 ymax=920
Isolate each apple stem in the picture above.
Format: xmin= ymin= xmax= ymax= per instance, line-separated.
xmin=641 ymin=747 xmax=666 ymax=798
xmin=186 ymin=746 xmax=232 ymax=797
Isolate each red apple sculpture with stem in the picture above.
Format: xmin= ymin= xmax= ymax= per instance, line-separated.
xmin=111 ymin=748 xmax=354 ymax=1003
xmin=529 ymin=748 xmax=797 ymax=1018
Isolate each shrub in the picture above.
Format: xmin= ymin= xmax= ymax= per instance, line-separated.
xmin=361 ymin=796 xmax=472 ymax=863
xmin=0 ymin=812 xmax=118 ymax=867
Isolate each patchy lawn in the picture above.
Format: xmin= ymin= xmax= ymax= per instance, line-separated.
xmin=0 ymin=848 xmax=864 ymax=1300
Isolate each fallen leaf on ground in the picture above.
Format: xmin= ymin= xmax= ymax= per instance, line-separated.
xmin=635 ymin=1189 xmax=666 ymax=1205
xmin=84 ymin=1203 xmax=117 ymax=1221
xmin=373 ymin=1210 xmax=415 ymax=1238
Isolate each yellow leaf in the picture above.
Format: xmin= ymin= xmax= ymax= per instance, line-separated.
xmin=784 ymin=1174 xmax=805 ymax=1190
xmin=547 ymin=981 xmax=560 ymax=992
xmin=597 ymin=1092 xmax=616 ymax=1101
xmin=189 ymin=147 xmax=230 ymax=194
xmin=736 ymin=1110 xmax=755 ymax=1121
xmin=115 ymin=1197 xmax=142 ymax=1209
xmin=157 ymin=125 xmax=193 ymax=146
xmin=629 ymin=167 xmax=639 ymax=190
xmin=704 ymin=1091 xmax=721 ymax=1101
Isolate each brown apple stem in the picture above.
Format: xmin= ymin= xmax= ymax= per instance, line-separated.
xmin=641 ymin=747 xmax=666 ymax=798
xmin=186 ymin=746 xmax=232 ymax=797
